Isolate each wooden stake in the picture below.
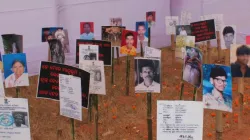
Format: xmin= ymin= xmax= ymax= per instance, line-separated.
xmin=216 ymin=31 xmax=221 ymax=61
xmin=147 ymin=27 xmax=152 ymax=140
xmin=88 ymin=94 xmax=93 ymax=122
xmin=237 ymin=78 xmax=244 ymax=129
xmin=216 ymin=110 xmax=223 ymax=140
xmin=116 ymin=47 xmax=120 ymax=65
xmin=70 ymin=118 xmax=75 ymax=140
xmin=140 ymin=42 xmax=144 ymax=57
xmin=179 ymin=82 xmax=184 ymax=100
xmin=171 ymin=34 xmax=175 ymax=51
xmin=207 ymin=41 xmax=211 ymax=64
xmin=94 ymin=95 xmax=99 ymax=140
xmin=125 ymin=55 xmax=130 ymax=96
xmin=111 ymin=47 xmax=114 ymax=84
xmin=193 ymin=87 xmax=197 ymax=101
xmin=16 ymin=87 xmax=20 ymax=98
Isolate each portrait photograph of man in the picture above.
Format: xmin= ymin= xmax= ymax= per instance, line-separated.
xmin=146 ymin=11 xmax=156 ymax=27
xmin=48 ymin=39 xmax=65 ymax=64
xmin=220 ymin=25 xmax=236 ymax=49
xmin=41 ymin=27 xmax=63 ymax=42
xmin=230 ymin=44 xmax=250 ymax=77
xmin=135 ymin=57 xmax=160 ymax=93
xmin=12 ymin=111 xmax=29 ymax=128
xmin=80 ymin=22 xmax=94 ymax=40
xmin=136 ymin=21 xmax=149 ymax=43
xmin=183 ymin=46 xmax=202 ymax=88
xmin=120 ymin=30 xmax=138 ymax=56
xmin=176 ymin=25 xmax=192 ymax=36
xmin=202 ymin=64 xmax=232 ymax=112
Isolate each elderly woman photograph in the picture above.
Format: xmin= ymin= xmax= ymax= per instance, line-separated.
xmin=3 ymin=53 xmax=29 ymax=88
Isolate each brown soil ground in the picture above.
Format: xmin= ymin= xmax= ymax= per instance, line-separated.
xmin=4 ymin=47 xmax=250 ymax=140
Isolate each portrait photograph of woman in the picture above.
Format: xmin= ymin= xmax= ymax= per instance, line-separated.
xmin=2 ymin=53 xmax=29 ymax=88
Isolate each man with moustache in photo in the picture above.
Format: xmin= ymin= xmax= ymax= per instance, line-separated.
xmin=120 ymin=32 xmax=136 ymax=55
xmin=135 ymin=61 xmax=160 ymax=91
xmin=137 ymin=22 xmax=148 ymax=43
xmin=203 ymin=66 xmax=232 ymax=112
xmin=231 ymin=45 xmax=250 ymax=77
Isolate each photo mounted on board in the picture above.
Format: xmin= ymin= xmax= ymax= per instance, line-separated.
xmin=54 ymin=29 xmax=70 ymax=53
xmin=175 ymin=25 xmax=192 ymax=36
xmin=1 ymin=34 xmax=23 ymax=54
xmin=136 ymin=21 xmax=149 ymax=43
xmin=220 ymin=25 xmax=236 ymax=49
xmin=48 ymin=39 xmax=65 ymax=64
xmin=2 ymin=53 xmax=29 ymax=88
xmin=146 ymin=11 xmax=156 ymax=27
xmin=120 ymin=30 xmax=138 ymax=56
xmin=203 ymin=64 xmax=232 ymax=112
xmin=110 ymin=18 xmax=122 ymax=26
xmin=79 ymin=45 xmax=99 ymax=62
xmin=42 ymin=27 xmax=63 ymax=42
xmin=101 ymin=26 xmax=125 ymax=47
xmin=165 ymin=16 xmax=179 ymax=35
xmin=183 ymin=46 xmax=202 ymax=88
xmin=230 ymin=44 xmax=250 ymax=77
xmin=134 ymin=57 xmax=161 ymax=93
xmin=80 ymin=22 xmax=94 ymax=40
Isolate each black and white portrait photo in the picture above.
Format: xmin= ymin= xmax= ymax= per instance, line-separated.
xmin=79 ymin=45 xmax=99 ymax=62
xmin=94 ymin=70 xmax=102 ymax=82
xmin=134 ymin=57 xmax=161 ymax=93
xmin=48 ymin=39 xmax=65 ymax=64
xmin=12 ymin=111 xmax=29 ymax=128
xmin=220 ymin=25 xmax=236 ymax=49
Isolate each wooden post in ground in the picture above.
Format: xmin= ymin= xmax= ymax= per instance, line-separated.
xmin=171 ymin=34 xmax=175 ymax=65
xmin=125 ymin=55 xmax=130 ymax=96
xmin=237 ymin=78 xmax=244 ymax=129
xmin=207 ymin=40 xmax=211 ymax=64
xmin=216 ymin=31 xmax=222 ymax=61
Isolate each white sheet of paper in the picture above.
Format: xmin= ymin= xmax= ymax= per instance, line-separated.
xmin=201 ymin=14 xmax=224 ymax=31
xmin=165 ymin=16 xmax=179 ymax=35
xmin=144 ymin=46 xmax=161 ymax=59
xmin=59 ymin=74 xmax=82 ymax=121
xmin=0 ymin=70 xmax=5 ymax=97
xmin=79 ymin=61 xmax=106 ymax=95
xmin=79 ymin=45 xmax=99 ymax=61
xmin=0 ymin=98 xmax=31 ymax=140
xmin=157 ymin=101 xmax=203 ymax=140
xmin=180 ymin=11 xmax=192 ymax=25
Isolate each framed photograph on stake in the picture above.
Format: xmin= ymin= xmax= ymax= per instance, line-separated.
xmin=41 ymin=27 xmax=63 ymax=42
xmin=2 ymin=53 xmax=29 ymax=88
xmin=136 ymin=21 xmax=149 ymax=43
xmin=183 ymin=46 xmax=202 ymax=88
xmin=202 ymin=64 xmax=232 ymax=112
xmin=134 ymin=57 xmax=161 ymax=93
xmin=230 ymin=44 xmax=250 ymax=77
xmin=175 ymin=35 xmax=195 ymax=59
xmin=1 ymin=34 xmax=23 ymax=54
xmin=120 ymin=30 xmax=138 ymax=56
xmin=101 ymin=26 xmax=125 ymax=47
xmin=175 ymin=25 xmax=192 ymax=36
xmin=80 ymin=22 xmax=94 ymax=40
xmin=110 ymin=18 xmax=122 ymax=26
xmin=146 ymin=11 xmax=156 ymax=27
xmin=220 ymin=25 xmax=236 ymax=49
xmin=165 ymin=16 xmax=179 ymax=35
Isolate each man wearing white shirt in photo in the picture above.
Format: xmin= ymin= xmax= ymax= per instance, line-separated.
xmin=179 ymin=26 xmax=187 ymax=36
xmin=80 ymin=23 xmax=94 ymax=40
xmin=137 ymin=22 xmax=148 ymax=43
xmin=135 ymin=61 xmax=160 ymax=92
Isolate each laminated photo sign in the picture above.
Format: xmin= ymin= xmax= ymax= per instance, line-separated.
xmin=101 ymin=26 xmax=125 ymax=47
xmin=157 ymin=101 xmax=203 ymax=140
xmin=175 ymin=36 xmax=195 ymax=59
xmin=79 ymin=60 xmax=106 ymax=95
xmin=201 ymin=14 xmax=224 ymax=31
xmin=220 ymin=25 xmax=236 ymax=49
xmin=1 ymin=34 xmax=23 ymax=54
xmin=0 ymin=98 xmax=31 ymax=140
xmin=37 ymin=61 xmax=90 ymax=108
xmin=42 ymin=27 xmax=63 ymax=42
xmin=144 ymin=46 xmax=161 ymax=59
xmin=59 ymin=74 xmax=82 ymax=121
xmin=79 ymin=45 xmax=99 ymax=61
xmin=76 ymin=40 xmax=112 ymax=66
xmin=80 ymin=22 xmax=94 ymax=40
xmin=165 ymin=16 xmax=179 ymax=35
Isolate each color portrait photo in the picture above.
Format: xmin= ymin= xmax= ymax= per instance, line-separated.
xmin=102 ymin=26 xmax=125 ymax=47
xmin=120 ymin=30 xmax=138 ymax=56
xmin=136 ymin=21 xmax=149 ymax=43
xmin=3 ymin=53 xmax=29 ymax=88
xmin=41 ymin=27 xmax=63 ymax=42
xmin=176 ymin=25 xmax=192 ymax=36
xmin=146 ymin=11 xmax=156 ymax=27
xmin=220 ymin=25 xmax=236 ymax=49
xmin=183 ymin=46 xmax=202 ymax=88
xmin=230 ymin=44 xmax=250 ymax=77
xmin=135 ymin=57 xmax=160 ymax=93
xmin=80 ymin=22 xmax=94 ymax=40
xmin=203 ymin=64 xmax=232 ymax=112
xmin=1 ymin=34 xmax=23 ymax=54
